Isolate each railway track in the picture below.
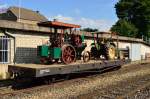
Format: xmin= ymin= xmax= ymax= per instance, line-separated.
xmin=0 ymin=62 xmax=149 ymax=99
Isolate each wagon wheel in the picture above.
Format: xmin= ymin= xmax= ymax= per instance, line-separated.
xmin=83 ymin=51 xmax=90 ymax=62
xmin=62 ymin=44 xmax=76 ymax=64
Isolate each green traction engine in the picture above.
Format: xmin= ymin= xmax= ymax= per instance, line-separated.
xmin=90 ymin=32 xmax=116 ymax=60
xmin=37 ymin=21 xmax=88 ymax=64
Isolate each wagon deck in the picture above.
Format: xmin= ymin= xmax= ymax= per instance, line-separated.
xmin=8 ymin=60 xmax=130 ymax=78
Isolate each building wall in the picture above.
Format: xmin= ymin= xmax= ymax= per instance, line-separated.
xmin=117 ymin=42 xmax=150 ymax=61
xmin=117 ymin=42 xmax=141 ymax=61
xmin=0 ymin=64 xmax=9 ymax=79
xmin=11 ymin=31 xmax=50 ymax=63
xmin=9 ymin=38 xmax=14 ymax=64
xmin=141 ymin=44 xmax=150 ymax=59
xmin=118 ymin=41 xmax=131 ymax=49
xmin=17 ymin=19 xmax=39 ymax=25
xmin=130 ymin=43 xmax=141 ymax=61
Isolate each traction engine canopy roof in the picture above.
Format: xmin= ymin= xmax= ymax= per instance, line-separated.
xmin=38 ymin=20 xmax=81 ymax=29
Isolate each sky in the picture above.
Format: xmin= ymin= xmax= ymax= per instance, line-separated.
xmin=0 ymin=0 xmax=118 ymax=31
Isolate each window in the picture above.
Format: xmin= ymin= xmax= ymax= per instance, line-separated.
xmin=0 ymin=36 xmax=10 ymax=63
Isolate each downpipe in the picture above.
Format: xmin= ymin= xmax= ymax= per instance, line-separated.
xmin=4 ymin=29 xmax=16 ymax=64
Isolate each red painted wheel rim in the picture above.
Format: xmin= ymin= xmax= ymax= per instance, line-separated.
xmin=62 ymin=45 xmax=76 ymax=64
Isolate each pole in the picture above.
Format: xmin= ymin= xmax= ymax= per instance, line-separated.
xmin=117 ymin=33 xmax=119 ymax=59
xmin=18 ymin=0 xmax=21 ymax=22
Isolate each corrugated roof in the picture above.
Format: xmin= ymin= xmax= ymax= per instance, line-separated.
xmin=8 ymin=6 xmax=48 ymax=22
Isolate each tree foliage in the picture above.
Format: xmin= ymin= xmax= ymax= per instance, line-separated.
xmin=111 ymin=19 xmax=138 ymax=37
xmin=111 ymin=0 xmax=150 ymax=38
xmin=81 ymin=28 xmax=98 ymax=32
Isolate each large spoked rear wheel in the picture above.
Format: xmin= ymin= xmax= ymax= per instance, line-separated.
xmin=104 ymin=44 xmax=116 ymax=60
xmin=62 ymin=44 xmax=76 ymax=64
xmin=108 ymin=45 xmax=116 ymax=60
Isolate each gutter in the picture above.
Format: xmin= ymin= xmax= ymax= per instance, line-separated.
xmin=4 ymin=30 xmax=16 ymax=64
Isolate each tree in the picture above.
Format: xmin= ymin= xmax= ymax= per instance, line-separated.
xmin=111 ymin=0 xmax=150 ymax=38
xmin=111 ymin=19 xmax=138 ymax=37
xmin=81 ymin=28 xmax=98 ymax=32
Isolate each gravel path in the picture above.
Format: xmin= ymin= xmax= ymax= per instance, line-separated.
xmin=1 ymin=63 xmax=150 ymax=99
xmin=124 ymin=84 xmax=150 ymax=99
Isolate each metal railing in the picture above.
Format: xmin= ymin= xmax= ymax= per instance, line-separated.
xmin=0 ymin=36 xmax=10 ymax=64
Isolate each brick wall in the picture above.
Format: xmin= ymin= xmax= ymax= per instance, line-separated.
xmin=15 ymin=35 xmax=49 ymax=63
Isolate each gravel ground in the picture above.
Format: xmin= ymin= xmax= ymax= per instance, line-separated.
xmin=1 ymin=63 xmax=150 ymax=99
xmin=124 ymin=84 xmax=150 ymax=99
xmin=77 ymin=74 xmax=150 ymax=99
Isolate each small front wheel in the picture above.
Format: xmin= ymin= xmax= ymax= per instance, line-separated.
xmin=83 ymin=51 xmax=90 ymax=62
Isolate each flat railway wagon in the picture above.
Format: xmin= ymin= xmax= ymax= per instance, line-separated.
xmin=8 ymin=60 xmax=130 ymax=80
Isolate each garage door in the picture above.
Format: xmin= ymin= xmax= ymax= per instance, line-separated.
xmin=130 ymin=43 xmax=141 ymax=61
